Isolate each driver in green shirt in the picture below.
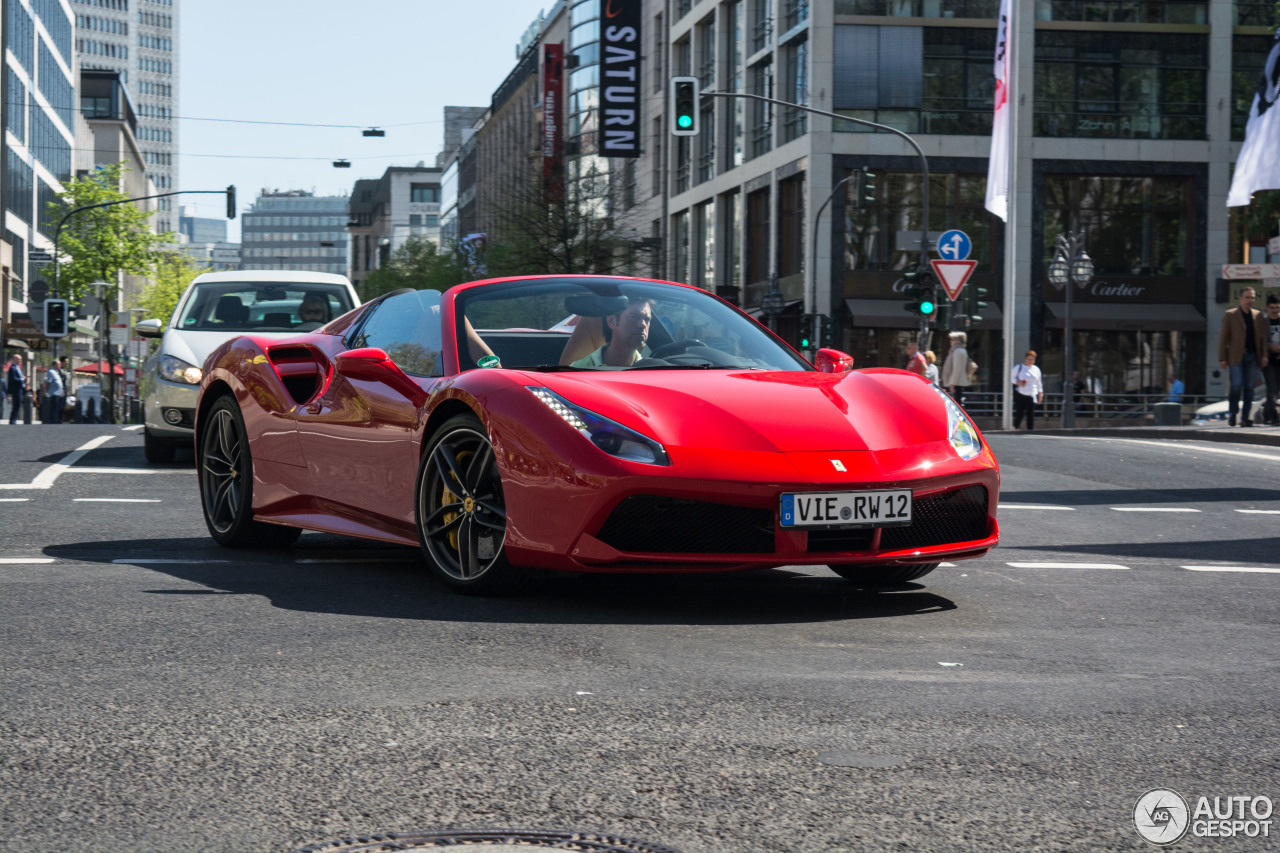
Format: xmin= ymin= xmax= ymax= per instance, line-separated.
xmin=571 ymin=298 xmax=653 ymax=367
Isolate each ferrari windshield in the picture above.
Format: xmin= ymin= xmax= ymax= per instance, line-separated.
xmin=174 ymin=281 xmax=356 ymax=332
xmin=455 ymin=277 xmax=812 ymax=372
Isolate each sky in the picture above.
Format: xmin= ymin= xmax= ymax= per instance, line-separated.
xmin=178 ymin=0 xmax=551 ymax=241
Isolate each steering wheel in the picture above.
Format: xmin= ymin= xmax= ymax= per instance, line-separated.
xmin=648 ymin=339 xmax=707 ymax=359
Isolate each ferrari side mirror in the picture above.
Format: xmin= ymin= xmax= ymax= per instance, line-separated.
xmin=814 ymin=348 xmax=855 ymax=373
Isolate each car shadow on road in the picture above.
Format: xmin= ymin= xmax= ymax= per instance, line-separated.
xmin=45 ymin=536 xmax=958 ymax=626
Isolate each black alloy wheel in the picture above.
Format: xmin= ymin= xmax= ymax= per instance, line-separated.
xmin=828 ymin=562 xmax=941 ymax=585
xmin=199 ymin=395 xmax=300 ymax=548
xmin=416 ymin=414 xmax=526 ymax=595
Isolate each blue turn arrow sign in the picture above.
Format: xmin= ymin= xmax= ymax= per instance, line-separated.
xmin=936 ymin=229 xmax=971 ymax=261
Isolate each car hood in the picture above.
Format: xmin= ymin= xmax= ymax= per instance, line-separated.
xmin=523 ymin=369 xmax=946 ymax=452
xmin=164 ymin=329 xmax=303 ymax=371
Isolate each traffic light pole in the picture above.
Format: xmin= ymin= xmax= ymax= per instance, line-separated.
xmin=47 ymin=187 xmax=235 ymax=366
xmin=701 ymin=91 xmax=931 ymax=274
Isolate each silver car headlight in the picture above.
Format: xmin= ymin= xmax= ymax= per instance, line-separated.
xmin=159 ymin=354 xmax=203 ymax=385
xmin=932 ymin=385 xmax=984 ymax=461
xmin=529 ymin=386 xmax=671 ymax=466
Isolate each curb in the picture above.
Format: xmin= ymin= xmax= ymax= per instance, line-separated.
xmin=983 ymin=425 xmax=1280 ymax=448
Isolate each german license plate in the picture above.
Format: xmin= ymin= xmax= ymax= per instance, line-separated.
xmin=780 ymin=489 xmax=913 ymax=528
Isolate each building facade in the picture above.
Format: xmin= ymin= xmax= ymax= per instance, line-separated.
xmin=72 ymin=0 xmax=178 ymax=232
xmin=240 ymin=190 xmax=349 ymax=275
xmin=345 ymin=166 xmax=442 ymax=293
xmin=658 ymin=0 xmax=1276 ymax=400
xmin=3 ymin=0 xmax=76 ymax=324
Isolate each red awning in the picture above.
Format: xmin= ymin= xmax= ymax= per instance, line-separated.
xmin=73 ymin=361 xmax=126 ymax=375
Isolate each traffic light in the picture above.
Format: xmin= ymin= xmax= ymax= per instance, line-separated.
xmin=670 ymin=76 xmax=700 ymax=136
xmin=226 ymin=185 xmax=236 ymax=219
xmin=935 ymin=300 xmax=952 ymax=332
xmin=799 ymin=314 xmax=813 ymax=349
xmin=821 ymin=314 xmax=836 ymax=348
xmin=902 ymin=270 xmax=937 ymax=318
xmin=43 ymin=298 xmax=69 ymax=337
xmin=964 ymin=285 xmax=989 ymax=324
xmin=860 ymin=167 xmax=877 ymax=206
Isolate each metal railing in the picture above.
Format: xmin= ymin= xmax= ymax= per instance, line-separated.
xmin=960 ymin=390 xmax=1215 ymax=422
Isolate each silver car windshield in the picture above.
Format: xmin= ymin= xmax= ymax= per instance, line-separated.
xmin=174 ymin=282 xmax=355 ymax=332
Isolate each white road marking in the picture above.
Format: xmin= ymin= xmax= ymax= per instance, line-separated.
xmin=1235 ymin=509 xmax=1280 ymax=515
xmin=0 ymin=435 xmax=115 ymax=490
xmin=0 ymin=498 xmax=31 ymax=502
xmin=1182 ymin=566 xmax=1280 ymax=574
xmin=1111 ymin=507 xmax=1200 ymax=513
xmin=121 ymin=425 xmax=144 ymax=431
xmin=1016 ymin=435 xmax=1280 ymax=462
xmin=0 ymin=557 xmax=55 ymax=564
xmin=111 ymin=558 xmax=230 ymax=564
xmin=999 ymin=503 xmax=1076 ymax=510
xmin=65 ymin=467 xmax=184 ymax=475
xmin=1006 ymin=562 xmax=1131 ymax=570
xmin=73 ymin=498 xmax=162 ymax=503
xmin=295 ymin=557 xmax=417 ymax=564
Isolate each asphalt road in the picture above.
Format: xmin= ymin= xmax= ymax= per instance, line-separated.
xmin=1 ymin=425 xmax=1277 ymax=853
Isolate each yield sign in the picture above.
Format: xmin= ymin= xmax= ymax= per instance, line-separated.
xmin=931 ymin=259 xmax=978 ymax=301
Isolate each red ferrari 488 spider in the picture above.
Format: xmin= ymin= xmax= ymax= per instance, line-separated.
xmin=195 ymin=275 xmax=999 ymax=594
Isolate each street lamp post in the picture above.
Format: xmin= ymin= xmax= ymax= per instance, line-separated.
xmin=1047 ymin=231 xmax=1094 ymax=428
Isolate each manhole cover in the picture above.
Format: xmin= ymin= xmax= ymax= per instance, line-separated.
xmin=817 ymin=750 xmax=909 ymax=768
xmin=291 ymin=828 xmax=686 ymax=853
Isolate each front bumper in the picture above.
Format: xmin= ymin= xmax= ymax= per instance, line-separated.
xmin=144 ymin=375 xmax=199 ymax=440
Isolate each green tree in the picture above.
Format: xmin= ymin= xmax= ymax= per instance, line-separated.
xmin=1244 ymin=189 xmax=1280 ymax=238
xmin=47 ymin=161 xmax=174 ymax=305
xmin=140 ymin=251 xmax=207 ymax=324
xmin=361 ymin=234 xmax=468 ymax=300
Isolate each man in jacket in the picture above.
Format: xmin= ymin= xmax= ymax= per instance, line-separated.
xmin=7 ymin=354 xmax=28 ymax=424
xmin=1218 ymin=287 xmax=1270 ymax=427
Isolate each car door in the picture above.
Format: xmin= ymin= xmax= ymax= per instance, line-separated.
xmin=295 ymin=290 xmax=444 ymax=531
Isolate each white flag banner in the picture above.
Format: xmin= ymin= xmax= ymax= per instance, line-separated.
xmin=984 ymin=0 xmax=1013 ymax=221
xmin=1227 ymin=28 xmax=1280 ymax=207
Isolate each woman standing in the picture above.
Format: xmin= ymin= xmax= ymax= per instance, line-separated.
xmin=940 ymin=332 xmax=971 ymax=404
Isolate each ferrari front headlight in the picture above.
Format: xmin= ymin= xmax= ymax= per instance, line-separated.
xmin=528 ymin=386 xmax=671 ymax=466
xmin=159 ymin=354 xmax=203 ymax=385
xmin=932 ymin=385 xmax=984 ymax=461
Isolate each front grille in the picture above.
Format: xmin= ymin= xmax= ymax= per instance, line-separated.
xmin=879 ymin=484 xmax=990 ymax=550
xmin=596 ymin=495 xmax=776 ymax=554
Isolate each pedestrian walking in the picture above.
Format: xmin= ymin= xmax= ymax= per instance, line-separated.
xmin=7 ymin=354 xmax=29 ymax=424
xmin=924 ymin=350 xmax=940 ymax=386
xmin=904 ymin=340 xmax=928 ymax=377
xmin=1166 ymin=373 xmax=1184 ymax=403
xmin=42 ymin=358 xmax=66 ymax=424
xmin=941 ymin=331 xmax=972 ymax=405
xmin=1217 ymin=286 xmax=1270 ymax=427
xmin=1011 ymin=350 xmax=1044 ymax=430
xmin=1262 ymin=292 xmax=1280 ymax=426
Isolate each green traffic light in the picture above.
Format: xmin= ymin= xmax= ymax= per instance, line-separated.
xmin=920 ymin=301 xmax=935 ymax=315
xmin=677 ymin=115 xmax=693 ymax=129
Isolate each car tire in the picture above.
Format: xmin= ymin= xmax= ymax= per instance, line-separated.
xmin=828 ymin=562 xmax=941 ymax=585
xmin=198 ymin=394 xmax=301 ymax=548
xmin=144 ymin=427 xmax=176 ymax=463
xmin=416 ymin=414 xmax=528 ymax=596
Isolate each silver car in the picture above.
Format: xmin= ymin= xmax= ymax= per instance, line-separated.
xmin=136 ymin=270 xmax=360 ymax=462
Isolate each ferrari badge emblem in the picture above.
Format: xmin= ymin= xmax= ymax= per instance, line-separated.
xmin=830 ymin=459 xmax=847 ymax=472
